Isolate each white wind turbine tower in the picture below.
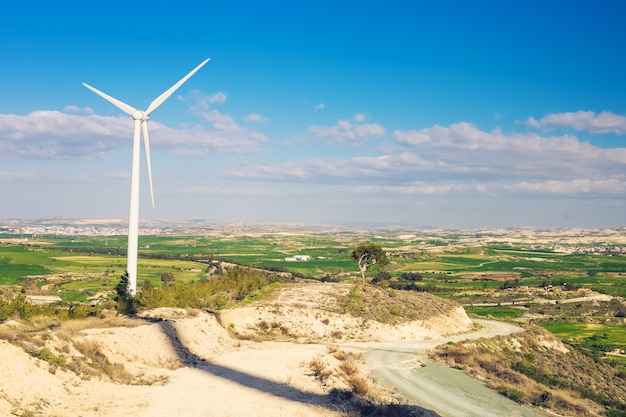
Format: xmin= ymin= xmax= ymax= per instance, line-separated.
xmin=83 ymin=58 xmax=210 ymax=296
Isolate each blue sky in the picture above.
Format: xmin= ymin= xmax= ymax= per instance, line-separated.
xmin=1 ymin=1 xmax=625 ymax=228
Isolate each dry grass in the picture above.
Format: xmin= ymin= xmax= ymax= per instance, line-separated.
xmin=346 ymin=375 xmax=369 ymax=396
xmin=308 ymin=346 xmax=378 ymax=405
xmin=308 ymin=355 xmax=333 ymax=384
xmin=332 ymin=348 xmax=363 ymax=362
xmin=57 ymin=315 xmax=139 ymax=337
xmin=73 ymin=339 xmax=134 ymax=384
xmin=339 ymin=360 xmax=359 ymax=376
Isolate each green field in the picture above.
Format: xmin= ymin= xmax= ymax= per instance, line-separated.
xmin=1 ymin=232 xmax=625 ymax=302
xmin=540 ymin=321 xmax=626 ymax=361
xmin=464 ymin=306 xmax=525 ymax=318
xmin=0 ymin=241 xmax=209 ymax=301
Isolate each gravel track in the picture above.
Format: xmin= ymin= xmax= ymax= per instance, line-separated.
xmin=347 ymin=320 xmax=549 ymax=417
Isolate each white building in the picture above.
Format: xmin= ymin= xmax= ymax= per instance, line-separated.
xmin=284 ymin=255 xmax=312 ymax=262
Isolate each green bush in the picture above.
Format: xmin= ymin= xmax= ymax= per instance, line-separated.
xmin=134 ymin=266 xmax=287 ymax=312
xmin=31 ymin=347 xmax=66 ymax=371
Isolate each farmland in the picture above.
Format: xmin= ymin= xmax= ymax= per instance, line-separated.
xmin=1 ymin=224 xmax=625 ymax=300
xmin=1 ymin=222 xmax=625 ymax=352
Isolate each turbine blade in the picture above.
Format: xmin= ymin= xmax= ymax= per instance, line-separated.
xmin=145 ymin=58 xmax=211 ymax=115
xmin=141 ymin=121 xmax=155 ymax=209
xmin=82 ymin=82 xmax=137 ymax=116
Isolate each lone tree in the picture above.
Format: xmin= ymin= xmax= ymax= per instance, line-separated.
xmin=351 ymin=242 xmax=389 ymax=284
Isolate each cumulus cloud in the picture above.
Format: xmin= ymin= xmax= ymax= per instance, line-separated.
xmin=178 ymin=90 xmax=227 ymax=114
xmin=227 ymin=121 xmax=626 ymax=198
xmin=64 ymin=105 xmax=93 ymax=114
xmin=526 ymin=111 xmax=626 ymax=134
xmin=177 ymin=90 xmax=269 ymax=149
xmin=244 ymin=113 xmax=269 ymax=123
xmin=194 ymin=91 xmax=227 ymax=105
xmin=0 ymin=109 xmax=266 ymax=159
xmin=389 ymin=122 xmax=626 ymax=179
xmin=309 ymin=115 xmax=386 ymax=144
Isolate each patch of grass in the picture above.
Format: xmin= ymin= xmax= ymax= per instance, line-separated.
xmin=73 ymin=339 xmax=133 ymax=383
xmin=540 ymin=322 xmax=626 ymax=356
xmin=464 ymin=306 xmax=524 ymax=318
xmin=0 ymin=249 xmax=50 ymax=284
xmin=342 ymin=285 xmax=364 ymax=315
xmin=30 ymin=347 xmax=66 ymax=372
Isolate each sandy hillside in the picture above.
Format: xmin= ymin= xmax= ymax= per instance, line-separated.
xmin=0 ymin=282 xmax=473 ymax=417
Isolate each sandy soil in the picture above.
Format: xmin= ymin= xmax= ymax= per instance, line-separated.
xmin=1 ymin=283 xmax=478 ymax=417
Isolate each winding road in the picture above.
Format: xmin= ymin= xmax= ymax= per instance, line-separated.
xmin=348 ymin=320 xmax=548 ymax=417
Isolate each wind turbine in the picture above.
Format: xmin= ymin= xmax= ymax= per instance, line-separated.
xmin=83 ymin=58 xmax=210 ymax=296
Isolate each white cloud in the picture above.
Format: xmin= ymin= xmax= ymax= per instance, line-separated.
xmin=0 ymin=109 xmax=266 ymax=159
xmin=183 ymin=186 xmax=282 ymax=197
xmin=354 ymin=183 xmax=471 ymax=195
xmin=178 ymin=90 xmax=227 ymax=113
xmin=244 ymin=113 xmax=269 ymax=123
xmin=314 ymin=103 xmax=325 ymax=111
xmin=526 ymin=111 xmax=626 ymax=134
xmin=352 ymin=178 xmax=626 ymax=197
xmin=175 ymin=89 xmax=269 ymax=150
xmin=354 ymin=113 xmax=365 ymax=123
xmin=309 ymin=117 xmax=385 ymax=144
xmin=208 ymin=92 xmax=227 ymax=104
xmin=500 ymin=178 xmax=626 ymax=195
xmin=64 ymin=105 xmax=94 ymax=114
xmin=227 ymin=121 xmax=626 ymax=198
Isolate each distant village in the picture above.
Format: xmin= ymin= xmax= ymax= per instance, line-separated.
xmin=529 ymin=244 xmax=626 ymax=255
xmin=0 ymin=223 xmax=169 ymax=238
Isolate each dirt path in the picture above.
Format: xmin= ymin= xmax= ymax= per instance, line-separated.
xmin=345 ymin=320 xmax=549 ymax=417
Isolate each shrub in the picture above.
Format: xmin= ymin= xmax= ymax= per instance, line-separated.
xmin=399 ymin=272 xmax=423 ymax=282
xmin=347 ymin=375 xmax=369 ymax=396
xmin=372 ymin=271 xmax=391 ymax=284
xmin=308 ymin=356 xmax=332 ymax=383
xmin=339 ymin=360 xmax=359 ymax=376
xmin=31 ymin=347 xmax=66 ymax=372
xmin=496 ymin=384 xmax=524 ymax=402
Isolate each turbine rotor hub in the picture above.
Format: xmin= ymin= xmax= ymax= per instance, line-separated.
xmin=132 ymin=110 xmax=146 ymax=121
